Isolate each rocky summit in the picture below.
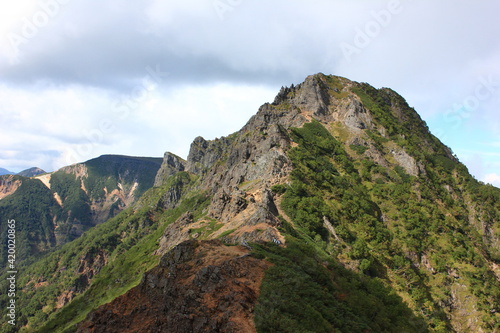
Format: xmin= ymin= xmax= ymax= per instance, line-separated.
xmin=1 ymin=74 xmax=499 ymax=333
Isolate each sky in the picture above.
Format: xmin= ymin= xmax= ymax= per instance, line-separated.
xmin=0 ymin=0 xmax=499 ymax=187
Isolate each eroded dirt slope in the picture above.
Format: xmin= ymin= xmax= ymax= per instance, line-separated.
xmin=77 ymin=240 xmax=271 ymax=333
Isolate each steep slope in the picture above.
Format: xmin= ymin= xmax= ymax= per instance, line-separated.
xmin=3 ymin=171 xmax=208 ymax=332
xmin=77 ymin=240 xmax=271 ymax=333
xmin=0 ymin=155 xmax=162 ymax=268
xmin=0 ymin=177 xmax=59 ymax=264
xmin=51 ymin=154 xmax=164 ymax=237
xmin=3 ymin=74 xmax=499 ymax=333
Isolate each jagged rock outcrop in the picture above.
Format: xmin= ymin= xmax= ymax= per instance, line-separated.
xmin=157 ymin=172 xmax=192 ymax=210
xmin=153 ymin=74 xmax=436 ymax=248
xmin=339 ymin=97 xmax=373 ymax=130
xmin=154 ymin=152 xmax=186 ymax=187
xmin=391 ymin=146 xmax=419 ymax=176
xmin=274 ymin=76 xmax=330 ymax=115
xmin=186 ymin=136 xmax=232 ymax=174
xmin=77 ymin=240 xmax=271 ymax=333
xmin=154 ymin=187 xmax=284 ymax=256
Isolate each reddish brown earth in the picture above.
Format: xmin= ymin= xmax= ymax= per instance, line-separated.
xmin=77 ymin=240 xmax=271 ymax=333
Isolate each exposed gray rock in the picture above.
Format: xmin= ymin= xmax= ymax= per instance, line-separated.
xmin=154 ymin=213 xmax=193 ymax=257
xmin=262 ymin=188 xmax=279 ymax=216
xmin=184 ymin=105 xmax=298 ymax=195
xmin=245 ymin=206 xmax=281 ymax=227
xmin=391 ymin=148 xmax=419 ymax=176
xmin=158 ymin=174 xmax=191 ymax=210
xmin=186 ymin=136 xmax=231 ymax=174
xmin=154 ymin=152 xmax=186 ymax=187
xmin=223 ymin=227 xmax=282 ymax=246
xmin=339 ymin=98 xmax=373 ymax=130
xmin=208 ymin=190 xmax=233 ymax=220
xmin=417 ymin=161 xmax=428 ymax=176
xmin=290 ymin=76 xmax=331 ymax=116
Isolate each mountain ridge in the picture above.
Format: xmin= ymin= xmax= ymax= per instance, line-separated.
xmin=2 ymin=74 xmax=499 ymax=333
xmin=106 ymin=73 xmax=499 ymax=332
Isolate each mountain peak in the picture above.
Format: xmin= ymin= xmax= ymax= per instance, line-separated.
xmin=17 ymin=167 xmax=46 ymax=177
xmin=6 ymin=74 xmax=500 ymax=333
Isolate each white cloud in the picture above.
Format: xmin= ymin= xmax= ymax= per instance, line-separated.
xmin=0 ymin=83 xmax=116 ymax=171
xmin=0 ymin=81 xmax=277 ymax=172
xmin=484 ymin=173 xmax=500 ymax=187
xmin=0 ymin=0 xmax=498 ymax=183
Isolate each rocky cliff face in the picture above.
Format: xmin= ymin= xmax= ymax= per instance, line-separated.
xmin=153 ymin=74 xmax=440 ymax=254
xmin=154 ymin=152 xmax=186 ymax=187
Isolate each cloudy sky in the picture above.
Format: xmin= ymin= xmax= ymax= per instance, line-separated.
xmin=0 ymin=0 xmax=499 ymax=187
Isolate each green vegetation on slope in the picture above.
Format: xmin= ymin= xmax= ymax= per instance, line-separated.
xmin=83 ymin=155 xmax=163 ymax=200
xmin=0 ymin=178 xmax=59 ymax=266
xmin=50 ymin=171 xmax=92 ymax=243
xmin=254 ymin=238 xmax=426 ymax=333
xmin=0 ymin=172 xmax=210 ymax=333
xmin=351 ymin=83 xmax=453 ymax=162
xmin=0 ymin=155 xmax=163 ymax=271
xmin=257 ymin=118 xmax=500 ymax=332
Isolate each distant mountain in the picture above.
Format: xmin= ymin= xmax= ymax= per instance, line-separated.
xmin=0 ymin=155 xmax=162 ymax=268
xmin=17 ymin=167 xmax=46 ymax=177
xmin=0 ymin=168 xmax=13 ymax=175
xmin=2 ymin=74 xmax=499 ymax=333
xmin=1 ymin=167 xmax=46 ymax=176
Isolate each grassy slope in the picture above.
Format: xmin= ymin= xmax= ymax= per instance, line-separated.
xmin=0 ymin=178 xmax=60 ymax=266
